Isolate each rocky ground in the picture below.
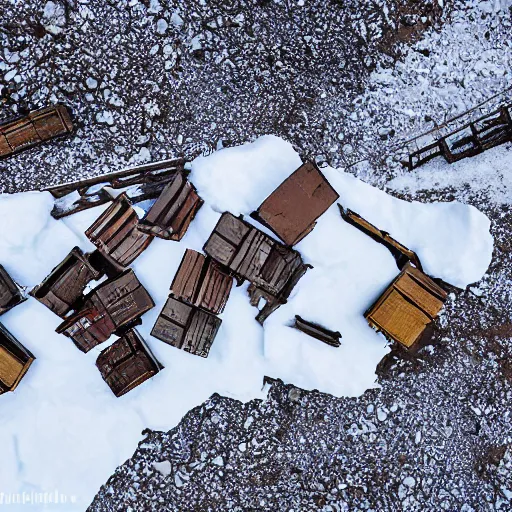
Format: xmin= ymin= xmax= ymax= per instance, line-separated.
xmin=1 ymin=0 xmax=512 ymax=510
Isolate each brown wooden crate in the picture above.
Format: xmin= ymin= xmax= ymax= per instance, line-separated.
xmin=0 ymin=135 xmax=12 ymax=156
xmin=0 ymin=345 xmax=24 ymax=388
xmin=253 ymin=161 xmax=339 ymax=246
xmin=5 ymin=122 xmax=41 ymax=151
xmin=394 ymin=273 xmax=444 ymax=318
xmin=32 ymin=111 xmax=67 ymax=140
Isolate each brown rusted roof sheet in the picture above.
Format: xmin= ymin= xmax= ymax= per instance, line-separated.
xmin=252 ymin=161 xmax=339 ymax=246
xmin=85 ymin=193 xmax=153 ymax=271
xmin=30 ymin=247 xmax=103 ymax=318
xmin=56 ymin=269 xmax=154 ymax=353
xmin=170 ymin=249 xmax=232 ymax=314
xmin=96 ymin=328 xmax=163 ymax=397
xmin=365 ymin=263 xmax=447 ymax=350
xmin=0 ymin=265 xmax=26 ymax=316
xmin=138 ymin=173 xmax=203 ymax=240
xmin=0 ymin=323 xmax=35 ymax=394
xmin=0 ymin=105 xmax=73 ymax=159
xmin=293 ymin=315 xmax=341 ymax=347
xmin=151 ymin=296 xmax=221 ymax=358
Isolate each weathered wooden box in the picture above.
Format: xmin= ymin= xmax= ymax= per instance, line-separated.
xmin=96 ymin=328 xmax=163 ymax=397
xmin=0 ymin=105 xmax=73 ymax=159
xmin=56 ymin=269 xmax=154 ymax=353
xmin=30 ymin=247 xmax=102 ymax=318
xmin=138 ymin=173 xmax=203 ymax=240
xmin=252 ymin=161 xmax=339 ymax=246
xmin=151 ymin=296 xmax=221 ymax=358
xmin=0 ymin=265 xmax=26 ymax=315
xmin=203 ymin=212 xmax=309 ymax=323
xmin=0 ymin=324 xmax=35 ymax=395
xmin=365 ymin=263 xmax=447 ymax=350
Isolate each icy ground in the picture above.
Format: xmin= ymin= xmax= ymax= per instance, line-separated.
xmin=0 ymin=135 xmax=493 ymax=509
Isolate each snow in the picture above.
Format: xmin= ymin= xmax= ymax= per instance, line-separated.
xmin=0 ymin=136 xmax=493 ymax=510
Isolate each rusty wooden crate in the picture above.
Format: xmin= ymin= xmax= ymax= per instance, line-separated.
xmin=0 ymin=105 xmax=73 ymax=159
xmin=365 ymin=263 xmax=447 ymax=350
xmin=56 ymin=269 xmax=154 ymax=353
xmin=151 ymin=296 xmax=221 ymax=358
xmin=96 ymin=328 xmax=163 ymax=397
xmin=293 ymin=315 xmax=341 ymax=347
xmin=170 ymin=249 xmax=232 ymax=314
xmin=138 ymin=172 xmax=204 ymax=240
xmin=203 ymin=212 xmax=310 ymax=323
xmin=29 ymin=247 xmax=103 ymax=318
xmin=85 ymin=193 xmax=153 ymax=272
xmin=251 ymin=161 xmax=339 ymax=246
xmin=0 ymin=323 xmax=35 ymax=395
xmin=0 ymin=265 xmax=26 ymax=315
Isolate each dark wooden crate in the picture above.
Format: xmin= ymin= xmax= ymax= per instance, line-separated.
xmin=0 ymin=265 xmax=26 ymax=316
xmin=29 ymin=247 xmax=103 ymax=318
xmin=96 ymin=328 xmax=163 ymax=397
xmin=56 ymin=269 xmax=154 ymax=353
xmin=252 ymin=161 xmax=339 ymax=246
xmin=152 ymin=296 xmax=221 ymax=358
xmin=0 ymin=323 xmax=35 ymax=394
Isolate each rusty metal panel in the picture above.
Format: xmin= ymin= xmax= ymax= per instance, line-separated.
xmin=0 ymin=265 xmax=26 ymax=316
xmin=252 ymin=161 xmax=339 ymax=246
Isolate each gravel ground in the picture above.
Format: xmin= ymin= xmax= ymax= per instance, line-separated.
xmin=1 ymin=0 xmax=512 ymax=510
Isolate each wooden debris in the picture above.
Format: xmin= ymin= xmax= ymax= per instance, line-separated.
xmin=29 ymin=247 xmax=102 ymax=318
xmin=85 ymin=193 xmax=153 ymax=272
xmin=204 ymin=212 xmax=310 ymax=323
xmin=408 ymin=103 xmax=512 ymax=170
xmin=365 ymin=263 xmax=447 ymax=350
xmin=138 ymin=173 xmax=204 ymax=240
xmin=0 ymin=323 xmax=35 ymax=394
xmin=251 ymin=161 xmax=339 ymax=246
xmin=46 ymin=158 xmax=185 ymax=219
xmin=170 ymin=249 xmax=232 ymax=314
xmin=0 ymin=105 xmax=73 ymax=159
xmin=0 ymin=265 xmax=26 ymax=315
xmin=56 ymin=269 xmax=154 ymax=353
xmin=338 ymin=204 xmax=422 ymax=271
xmin=151 ymin=296 xmax=221 ymax=358
xmin=96 ymin=328 xmax=163 ymax=397
xmin=293 ymin=315 xmax=341 ymax=347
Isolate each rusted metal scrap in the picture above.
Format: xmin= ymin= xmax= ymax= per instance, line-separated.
xmin=85 ymin=193 xmax=153 ymax=273
xmin=96 ymin=328 xmax=163 ymax=397
xmin=0 ymin=265 xmax=26 ymax=315
xmin=138 ymin=172 xmax=204 ymax=240
xmin=29 ymin=247 xmax=103 ymax=318
xmin=46 ymin=158 xmax=186 ymax=219
xmin=0 ymin=323 xmax=35 ymax=395
xmin=408 ymin=103 xmax=512 ymax=170
xmin=251 ymin=161 xmax=339 ymax=246
xmin=0 ymin=104 xmax=73 ymax=159
xmin=203 ymin=212 xmax=310 ymax=324
xmin=56 ymin=269 xmax=154 ymax=353
xmin=293 ymin=315 xmax=341 ymax=347
xmin=365 ymin=262 xmax=447 ymax=351
xmin=151 ymin=295 xmax=222 ymax=358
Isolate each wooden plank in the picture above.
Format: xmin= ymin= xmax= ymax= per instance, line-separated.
xmin=0 ymin=265 xmax=26 ymax=315
xmin=215 ymin=213 xmax=250 ymax=245
xmin=294 ymin=316 xmax=341 ymax=347
xmin=394 ymin=273 xmax=444 ymax=318
xmin=171 ymin=249 xmax=205 ymax=303
xmin=181 ymin=309 xmax=221 ymax=358
xmin=0 ymin=346 xmax=24 ymax=388
xmin=195 ymin=260 xmax=233 ymax=314
xmin=204 ymin=233 xmax=236 ymax=266
xmin=5 ymin=122 xmax=41 ymax=151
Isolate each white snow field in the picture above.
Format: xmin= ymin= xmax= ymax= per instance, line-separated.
xmin=0 ymin=136 xmax=493 ymax=509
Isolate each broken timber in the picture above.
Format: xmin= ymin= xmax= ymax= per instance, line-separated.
xmin=30 ymin=247 xmax=103 ymax=318
xmin=96 ymin=328 xmax=163 ymax=397
xmin=0 ymin=265 xmax=26 ymax=315
xmin=365 ymin=262 xmax=447 ymax=350
xmin=0 ymin=104 xmax=73 ymax=159
xmin=0 ymin=323 xmax=35 ymax=395
xmin=251 ymin=161 xmax=339 ymax=246
xmin=56 ymin=269 xmax=154 ymax=353
xmin=293 ymin=315 xmax=341 ymax=347
xmin=203 ymin=212 xmax=310 ymax=323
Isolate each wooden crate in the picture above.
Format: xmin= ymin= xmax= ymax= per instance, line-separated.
xmin=56 ymin=269 xmax=154 ymax=353
xmin=96 ymin=329 xmax=163 ymax=397
xmin=0 ymin=323 xmax=35 ymax=394
xmin=365 ymin=263 xmax=447 ymax=350
xmin=30 ymin=247 xmax=103 ymax=318
xmin=138 ymin=173 xmax=203 ymax=240
xmin=151 ymin=296 xmax=221 ymax=358
xmin=0 ymin=105 xmax=73 ymax=159
xmin=0 ymin=265 xmax=26 ymax=315
xmin=170 ymin=249 xmax=232 ymax=314
xmin=251 ymin=161 xmax=339 ymax=246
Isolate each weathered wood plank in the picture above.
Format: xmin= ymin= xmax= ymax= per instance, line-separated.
xmin=0 ymin=265 xmax=26 ymax=315
xmin=293 ymin=315 xmax=342 ymax=347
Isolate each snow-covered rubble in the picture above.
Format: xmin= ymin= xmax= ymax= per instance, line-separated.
xmin=0 ymin=136 xmax=493 ymax=509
